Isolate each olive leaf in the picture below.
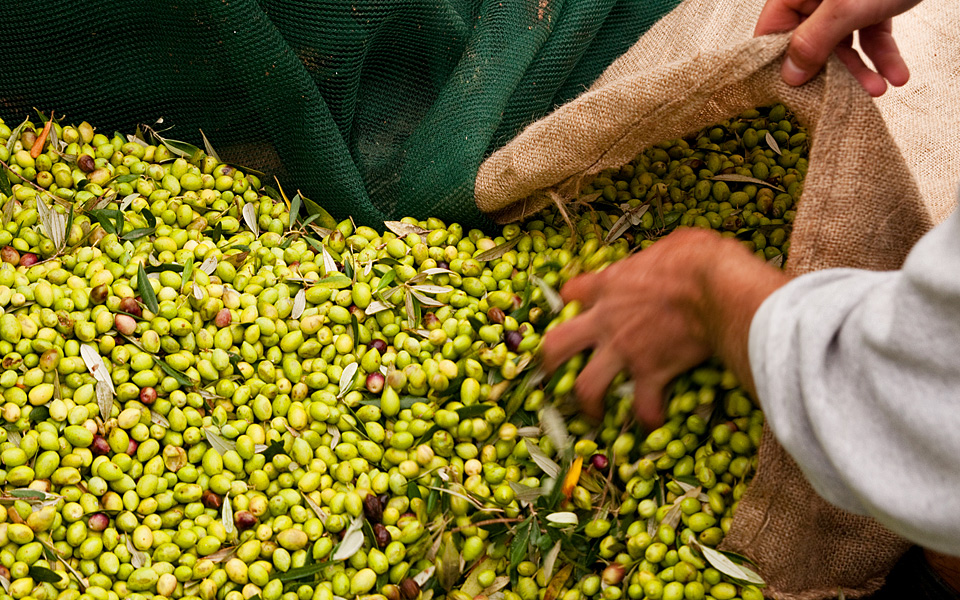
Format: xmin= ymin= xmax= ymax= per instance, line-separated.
xmin=2 ymin=199 xmax=16 ymax=227
xmin=544 ymin=564 xmax=573 ymax=600
xmin=242 ymin=203 xmax=259 ymax=238
xmin=156 ymin=358 xmax=195 ymax=387
xmin=384 ymin=221 xmax=429 ymax=237
xmin=409 ymin=289 xmax=444 ymax=308
xmin=151 ymin=411 xmax=169 ymax=427
xmin=199 ymin=256 xmax=218 ymax=275
xmin=222 ymin=492 xmax=235 ymax=535
xmin=475 ymin=236 xmax=521 ymax=262
xmin=119 ymin=193 xmax=139 ymax=211
xmin=605 ymin=204 xmax=649 ymax=243
xmin=289 ymin=193 xmax=302 ymax=229
xmin=767 ymin=254 xmax=784 ymax=269
xmin=545 ymin=511 xmax=579 ymax=526
xmin=508 ymin=481 xmax=546 ymax=505
xmin=313 ymin=274 xmax=352 ymax=289
xmin=542 ymin=539 xmax=562 ymax=581
xmin=300 ymin=491 xmax=329 ymax=524
xmin=137 ymin=263 xmax=159 ymax=315
xmin=320 ymin=244 xmax=338 ymax=275
xmin=126 ymin=536 xmax=148 ymax=569
xmin=80 ymin=343 xmax=115 ymax=393
xmin=332 ymin=515 xmax=365 ymax=561
xmin=36 ymin=198 xmax=66 ymax=250
xmin=765 ymin=132 xmax=782 ymax=155
xmin=540 ymin=405 xmax=570 ymax=453
xmin=364 ymin=300 xmax=394 ymax=316
xmin=4 ymin=429 xmax=20 ymax=446
xmin=28 ymin=566 xmax=63 ymax=584
xmin=694 ymin=542 xmax=766 ymax=586
xmin=5 ymin=116 xmax=28 ymax=154
xmin=0 ymin=572 xmax=9 ymax=592
xmin=206 ymin=547 xmax=238 ymax=564
xmin=199 ymin=129 xmax=220 ymax=162
xmin=662 ymin=485 xmax=703 ymax=530
xmin=710 ymin=174 xmax=785 ymax=192
xmin=291 ymin=288 xmax=306 ymax=320
xmin=205 ymin=428 xmax=237 ymax=455
xmin=524 ymin=439 xmax=561 ymax=479
xmin=337 ymin=362 xmax=358 ymax=399
xmin=412 ymin=565 xmax=435 ymax=587
xmin=531 ymin=276 xmax=564 ymax=314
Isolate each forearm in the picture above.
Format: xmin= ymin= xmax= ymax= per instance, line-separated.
xmin=690 ymin=235 xmax=790 ymax=397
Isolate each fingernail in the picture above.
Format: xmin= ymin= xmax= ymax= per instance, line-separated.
xmin=782 ymin=56 xmax=808 ymax=86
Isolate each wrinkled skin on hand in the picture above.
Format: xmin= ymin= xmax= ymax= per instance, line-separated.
xmin=542 ymin=228 xmax=790 ymax=428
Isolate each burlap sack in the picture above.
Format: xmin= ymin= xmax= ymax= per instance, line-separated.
xmin=475 ymin=27 xmax=937 ymax=600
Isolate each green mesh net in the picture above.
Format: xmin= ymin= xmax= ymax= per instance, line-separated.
xmin=0 ymin=0 xmax=680 ymax=228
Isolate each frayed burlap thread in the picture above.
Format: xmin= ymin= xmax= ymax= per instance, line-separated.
xmin=476 ymin=31 xmax=933 ymax=600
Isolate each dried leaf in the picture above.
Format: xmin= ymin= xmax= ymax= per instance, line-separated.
xmin=332 ymin=516 xmax=365 ymax=561
xmin=410 ymin=289 xmax=444 ymax=307
xmin=765 ymin=132 xmax=782 ymax=155
xmin=1 ymin=199 xmax=16 ymax=227
xmin=222 ymin=493 xmax=235 ymax=535
xmin=384 ymin=221 xmax=429 ymax=237
xmin=437 ymin=536 xmax=460 ymax=591
xmin=711 ymin=174 xmax=785 ymax=192
xmin=320 ymin=244 xmax=338 ymax=275
xmin=206 ymin=547 xmax=238 ymax=564
xmin=525 ymin=440 xmax=561 ymax=479
xmin=205 ymin=428 xmax=237 ymax=455
xmin=329 ymin=425 xmax=340 ymax=451
xmin=540 ymin=405 xmax=570 ymax=452
xmin=545 ymin=511 xmax=579 ymax=526
xmin=544 ymin=564 xmax=573 ymax=600
xmin=5 ymin=117 xmax=28 ymax=154
xmin=151 ymin=411 xmax=169 ymax=427
xmin=199 ymin=129 xmax=220 ymax=162
xmin=413 ymin=565 xmax=435 ymax=587
xmin=532 ymin=276 xmax=564 ymax=314
xmin=119 ymin=193 xmax=139 ymax=212
xmin=338 ymin=362 xmax=359 ymax=398
xmin=199 ymin=256 xmax=218 ymax=275
xmin=364 ymin=300 xmax=394 ymax=315
xmin=561 ymin=456 xmax=583 ymax=499
xmin=126 ymin=537 xmax=148 ymax=569
xmin=301 ymin=491 xmax=328 ymax=523
xmin=292 ymin=288 xmax=306 ymax=320
xmin=605 ymin=204 xmax=649 ymax=243
xmin=475 ymin=236 xmax=521 ymax=262
xmin=36 ymin=198 xmax=66 ymax=250
xmin=542 ymin=539 xmax=562 ymax=581
xmin=695 ymin=542 xmax=766 ymax=586
xmin=767 ymin=254 xmax=784 ymax=269
xmin=242 ymin=203 xmax=259 ymax=237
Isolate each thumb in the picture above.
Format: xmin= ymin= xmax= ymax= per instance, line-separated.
xmin=782 ymin=2 xmax=862 ymax=86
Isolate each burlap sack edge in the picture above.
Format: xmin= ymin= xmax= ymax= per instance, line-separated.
xmin=475 ymin=31 xmax=934 ymax=600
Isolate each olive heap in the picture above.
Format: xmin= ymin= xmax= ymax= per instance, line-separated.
xmin=0 ymin=105 xmax=805 ymax=600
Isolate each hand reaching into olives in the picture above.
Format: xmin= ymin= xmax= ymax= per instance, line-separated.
xmin=754 ymin=0 xmax=924 ymax=97
xmin=541 ymin=229 xmax=789 ymax=428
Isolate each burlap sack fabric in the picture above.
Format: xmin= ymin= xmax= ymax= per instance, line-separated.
xmin=475 ymin=25 xmax=936 ymax=600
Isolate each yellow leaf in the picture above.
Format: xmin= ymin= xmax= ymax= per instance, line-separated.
xmin=562 ymin=456 xmax=583 ymax=499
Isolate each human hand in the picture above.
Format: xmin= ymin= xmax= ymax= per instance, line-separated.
xmin=754 ymin=0 xmax=923 ymax=97
xmin=541 ymin=229 xmax=789 ymax=429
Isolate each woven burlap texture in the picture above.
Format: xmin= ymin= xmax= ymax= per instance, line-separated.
xmin=476 ymin=30 xmax=935 ymax=600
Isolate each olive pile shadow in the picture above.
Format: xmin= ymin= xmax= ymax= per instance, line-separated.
xmin=0 ymin=105 xmax=805 ymax=600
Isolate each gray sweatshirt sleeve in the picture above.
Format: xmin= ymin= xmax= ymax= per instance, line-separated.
xmin=748 ymin=207 xmax=960 ymax=556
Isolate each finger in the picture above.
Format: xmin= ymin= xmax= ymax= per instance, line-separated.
xmin=783 ymin=0 xmax=878 ymax=86
xmin=559 ymin=272 xmax=602 ymax=307
xmin=754 ymin=0 xmax=820 ymax=36
xmin=834 ymin=44 xmax=888 ymax=97
xmin=540 ymin=315 xmax=597 ymax=373
xmin=859 ymin=21 xmax=910 ymax=86
xmin=573 ymin=346 xmax=625 ymax=419
xmin=632 ymin=379 xmax=668 ymax=432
